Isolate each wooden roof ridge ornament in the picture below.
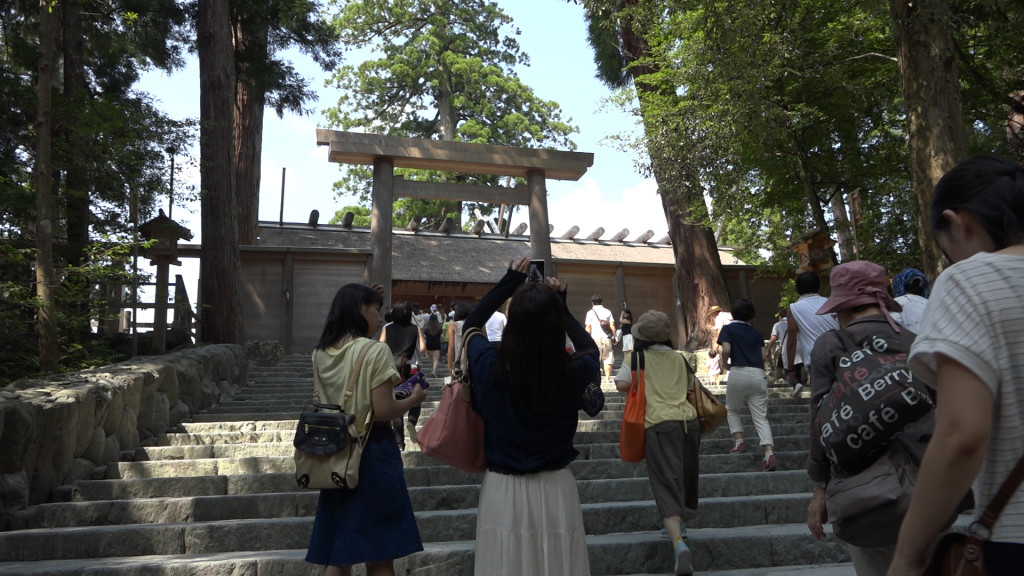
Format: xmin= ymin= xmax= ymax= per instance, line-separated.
xmin=470 ymin=220 xmax=486 ymax=236
xmin=560 ymin=226 xmax=580 ymax=240
xmin=438 ymin=217 xmax=456 ymax=235
xmin=585 ymin=227 xmax=605 ymax=241
xmin=341 ymin=211 xmax=355 ymax=229
xmin=631 ymin=230 xmax=654 ymax=243
xmin=408 ymin=216 xmax=423 ymax=233
xmin=610 ymin=228 xmax=629 ymax=243
xmin=316 ymin=129 xmax=593 ymax=306
xmin=511 ymin=223 xmax=528 ymax=235
xmin=790 ymin=228 xmax=836 ymax=273
xmin=656 ymin=234 xmax=671 ymax=244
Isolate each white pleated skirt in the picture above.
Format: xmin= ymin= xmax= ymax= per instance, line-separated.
xmin=474 ymin=467 xmax=591 ymax=576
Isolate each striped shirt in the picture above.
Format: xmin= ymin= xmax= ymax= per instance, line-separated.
xmin=909 ymin=251 xmax=1024 ymax=543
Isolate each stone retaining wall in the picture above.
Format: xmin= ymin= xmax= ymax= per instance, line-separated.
xmin=0 ymin=345 xmax=247 ymax=519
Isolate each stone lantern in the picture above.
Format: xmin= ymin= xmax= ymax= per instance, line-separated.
xmin=139 ymin=209 xmax=193 ymax=353
xmin=790 ymin=229 xmax=836 ymax=273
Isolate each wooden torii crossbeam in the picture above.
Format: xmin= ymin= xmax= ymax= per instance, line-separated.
xmin=316 ymin=130 xmax=594 ymax=305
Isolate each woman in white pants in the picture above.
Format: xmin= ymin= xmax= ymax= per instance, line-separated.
xmin=717 ymin=298 xmax=776 ymax=471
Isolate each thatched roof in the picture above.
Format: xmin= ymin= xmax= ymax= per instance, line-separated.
xmin=256 ymin=222 xmax=745 ymax=284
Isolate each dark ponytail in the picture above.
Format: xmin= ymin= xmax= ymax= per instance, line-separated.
xmin=932 ymin=156 xmax=1024 ymax=250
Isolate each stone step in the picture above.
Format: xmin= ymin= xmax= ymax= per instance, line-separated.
xmin=158 ymin=423 xmax=810 ymax=449
xmin=0 ymin=523 xmax=852 ymax=573
xmin=71 ymin=469 xmax=812 ymax=503
xmin=111 ymin=450 xmax=810 ymax=481
xmin=189 ymin=411 xmax=303 ymax=422
xmin=0 ymin=551 xmax=855 ymax=576
xmin=138 ymin=435 xmax=811 ymax=462
xmin=0 ymin=354 xmax=852 ymax=575
xmin=9 ymin=484 xmax=812 ymax=533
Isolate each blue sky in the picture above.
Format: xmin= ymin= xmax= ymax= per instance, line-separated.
xmin=138 ymin=0 xmax=668 ymax=241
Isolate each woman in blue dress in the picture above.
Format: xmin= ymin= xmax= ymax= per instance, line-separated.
xmin=305 ymin=283 xmax=427 ymax=576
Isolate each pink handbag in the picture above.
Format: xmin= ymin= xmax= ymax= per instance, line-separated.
xmin=418 ymin=328 xmax=487 ymax=474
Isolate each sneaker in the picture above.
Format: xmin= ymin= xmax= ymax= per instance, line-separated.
xmin=406 ymin=422 xmax=418 ymax=445
xmin=729 ymin=442 xmax=747 ymax=454
xmin=762 ymin=454 xmax=778 ymax=472
xmin=659 ymin=525 xmax=687 ymax=539
xmin=792 ymin=382 xmax=804 ymax=398
xmin=674 ymin=540 xmax=694 ymax=575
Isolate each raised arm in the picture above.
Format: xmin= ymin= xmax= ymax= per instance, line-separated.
xmin=465 ymin=258 xmax=529 ymax=331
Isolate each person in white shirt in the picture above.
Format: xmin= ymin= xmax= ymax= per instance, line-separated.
xmin=707 ymin=305 xmax=733 ymax=353
xmin=890 ymin=268 xmax=929 ymax=333
xmin=485 ymin=310 xmax=506 ymax=342
xmin=888 ymin=156 xmax=1024 ymax=576
xmin=767 ymin=309 xmax=798 ymax=381
xmin=786 ymin=272 xmax=839 ymax=398
xmin=584 ymin=295 xmax=616 ymax=381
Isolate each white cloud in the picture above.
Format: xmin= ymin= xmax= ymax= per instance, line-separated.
xmin=533 ymin=177 xmax=666 ymax=241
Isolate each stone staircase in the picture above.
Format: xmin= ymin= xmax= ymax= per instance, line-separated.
xmin=0 ymin=353 xmax=857 ymax=575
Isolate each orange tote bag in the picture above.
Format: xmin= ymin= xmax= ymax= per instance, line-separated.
xmin=619 ymin=349 xmax=646 ymax=462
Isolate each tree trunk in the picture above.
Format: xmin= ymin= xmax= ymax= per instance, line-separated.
xmin=61 ymin=0 xmax=93 ymax=338
xmin=198 ymin=0 xmax=245 ymax=345
xmin=829 ymin=188 xmax=858 ymax=261
xmin=233 ymin=13 xmax=267 ymax=246
xmin=890 ymin=0 xmax=968 ymax=277
xmin=618 ymin=6 xmax=730 ymax=349
xmin=35 ymin=0 xmax=58 ymax=373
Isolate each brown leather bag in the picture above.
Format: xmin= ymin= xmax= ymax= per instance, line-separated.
xmin=922 ymin=454 xmax=1024 ymax=576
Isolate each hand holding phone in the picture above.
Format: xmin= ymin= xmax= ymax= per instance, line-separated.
xmin=528 ymin=259 xmax=545 ymax=283
xmin=394 ymin=371 xmax=429 ymax=399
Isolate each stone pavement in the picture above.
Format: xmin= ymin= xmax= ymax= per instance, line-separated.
xmin=0 ymin=354 xmax=858 ymax=575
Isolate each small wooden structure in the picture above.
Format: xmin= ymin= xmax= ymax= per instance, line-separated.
xmin=139 ymin=209 xmax=193 ymax=353
xmin=790 ymin=229 xmax=836 ymax=273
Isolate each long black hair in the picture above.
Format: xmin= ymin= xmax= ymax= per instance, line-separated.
xmin=495 ymin=281 xmax=569 ymax=414
xmin=932 ymin=155 xmax=1024 ymax=250
xmin=316 ymin=284 xmax=383 ymax=350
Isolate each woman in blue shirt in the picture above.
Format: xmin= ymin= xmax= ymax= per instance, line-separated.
xmin=718 ymin=298 xmax=777 ymax=471
xmin=464 ymin=257 xmax=601 ymax=576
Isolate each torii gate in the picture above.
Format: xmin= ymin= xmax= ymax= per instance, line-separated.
xmin=316 ymin=130 xmax=594 ymax=305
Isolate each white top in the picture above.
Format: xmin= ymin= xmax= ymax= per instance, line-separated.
xmin=909 ymin=251 xmax=1024 ymax=544
xmin=584 ymin=305 xmax=614 ymax=340
xmin=788 ymin=293 xmax=838 ymax=368
xmin=893 ymin=293 xmax=929 ymax=333
xmin=485 ymin=311 xmax=506 ymax=342
xmin=771 ymin=318 xmax=799 ymax=367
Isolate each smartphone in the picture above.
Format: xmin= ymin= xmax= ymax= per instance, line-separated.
xmin=528 ymin=259 xmax=545 ymax=283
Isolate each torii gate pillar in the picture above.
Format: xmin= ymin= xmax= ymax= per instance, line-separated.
xmin=370 ymin=157 xmax=394 ymax=305
xmin=527 ymin=169 xmax=554 ymax=276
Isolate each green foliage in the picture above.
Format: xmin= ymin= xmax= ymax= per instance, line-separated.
xmin=0 ymin=0 xmax=195 ymax=379
xmin=329 ymin=205 xmax=372 ymax=226
xmin=324 ymin=0 xmax=577 ymax=227
xmin=232 ymin=0 xmax=342 ymax=118
xmin=588 ymin=0 xmax=1022 ymax=278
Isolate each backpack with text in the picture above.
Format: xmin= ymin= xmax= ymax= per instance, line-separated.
xmin=813 ymin=328 xmax=934 ymax=475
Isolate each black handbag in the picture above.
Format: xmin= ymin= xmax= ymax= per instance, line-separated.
xmin=294 ymin=340 xmax=372 ymax=490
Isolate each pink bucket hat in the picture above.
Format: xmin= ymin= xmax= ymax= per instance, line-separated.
xmin=816 ymin=260 xmax=902 ymax=330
